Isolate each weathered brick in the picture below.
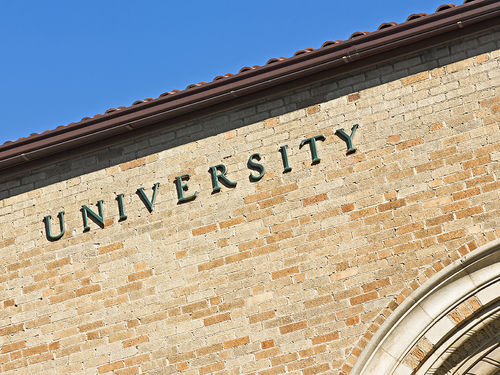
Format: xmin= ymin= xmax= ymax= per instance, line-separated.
xmin=225 ymin=251 xmax=251 ymax=264
xmin=437 ymin=229 xmax=466 ymax=243
xmin=75 ymin=284 xmax=101 ymax=297
xmin=204 ymin=313 xmax=230 ymax=326
xmin=196 ymin=344 xmax=223 ymax=356
xmin=46 ymin=257 xmax=71 ymax=270
xmin=453 ymin=187 xmax=480 ymax=200
xmin=120 ymin=158 xmax=145 ymax=171
xmin=303 ymin=363 xmax=330 ymax=375
xmin=303 ymin=193 xmax=328 ymax=206
xmin=378 ymin=199 xmax=406 ymax=212
xmin=396 ymin=138 xmax=423 ymax=150
xmin=244 ymin=190 xmax=272 ymax=204
xmin=401 ymin=72 xmax=428 ymax=86
xmin=0 ymin=324 xmax=24 ymax=336
xmin=262 ymin=340 xmax=274 ymax=349
xmin=255 ymin=347 xmax=281 ymax=360
xmin=1 ymin=341 xmax=26 ymax=354
xmin=98 ymin=242 xmax=123 ymax=254
xmin=463 ymin=156 xmax=490 ymax=169
xmin=348 ymin=93 xmax=360 ymax=102
xmin=397 ymin=222 xmax=424 ymax=235
xmin=124 ymin=354 xmax=150 ymax=367
xmin=140 ymin=312 xmax=166 ymax=324
xmin=249 ymin=310 xmax=276 ymax=324
xmin=122 ymin=335 xmax=149 ymax=348
xmin=198 ymin=258 xmax=224 ymax=272
xmin=311 ymin=332 xmax=339 ymax=345
xmin=350 ymin=291 xmax=378 ymax=305
xmin=117 ymin=282 xmax=142 ymax=294
xmin=22 ymin=344 xmax=48 ymax=357
xmin=260 ymin=195 xmax=286 ymax=208
xmin=182 ymin=300 xmax=208 ymax=314
xmin=361 ymin=278 xmax=390 ymax=292
xmin=279 ymin=321 xmax=306 ymax=334
xmin=455 ymin=206 xmax=483 ymax=219
xmin=199 ymin=362 xmax=225 ymax=374
xmin=115 ymin=367 xmax=139 ymax=375
xmin=98 ymin=361 xmax=124 ymax=374
xmin=78 ymin=321 xmax=104 ymax=332
xmin=306 ymin=105 xmax=320 ymax=114
xmin=224 ymin=336 xmax=249 ymax=348
xmin=192 ymin=224 xmax=217 ymax=236
xmin=272 ymin=183 xmax=298 ymax=196
xmin=304 ymin=295 xmax=333 ymax=308
xmin=128 ymin=269 xmax=153 ymax=282
xmin=219 ymin=216 xmax=245 ymax=229
xmin=272 ymin=266 xmax=299 ymax=280
xmin=271 ymin=352 xmax=299 ymax=366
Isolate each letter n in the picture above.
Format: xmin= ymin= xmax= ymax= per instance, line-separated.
xmin=81 ymin=200 xmax=105 ymax=231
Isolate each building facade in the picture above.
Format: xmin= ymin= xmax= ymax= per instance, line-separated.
xmin=0 ymin=1 xmax=499 ymax=374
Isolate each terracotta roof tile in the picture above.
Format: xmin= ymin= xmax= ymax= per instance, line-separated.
xmin=238 ymin=66 xmax=256 ymax=73
xmin=377 ymin=22 xmax=398 ymax=30
xmin=321 ymin=40 xmax=343 ymax=47
xmin=266 ymin=57 xmax=287 ymax=65
xmin=294 ymin=48 xmax=315 ymax=56
xmin=406 ymin=13 xmax=428 ymax=21
xmin=212 ymin=73 xmax=234 ymax=81
xmin=437 ymin=4 xmax=458 ymax=11
xmin=349 ymin=31 xmax=370 ymax=39
xmin=0 ymin=0 xmax=484 ymax=147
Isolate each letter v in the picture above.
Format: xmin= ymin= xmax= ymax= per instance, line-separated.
xmin=136 ymin=182 xmax=160 ymax=213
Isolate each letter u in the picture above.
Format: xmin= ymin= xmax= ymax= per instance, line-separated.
xmin=43 ymin=212 xmax=65 ymax=241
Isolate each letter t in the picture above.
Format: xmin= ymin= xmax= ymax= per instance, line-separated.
xmin=300 ymin=135 xmax=326 ymax=164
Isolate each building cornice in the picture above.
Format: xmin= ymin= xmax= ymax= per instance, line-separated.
xmin=1 ymin=0 xmax=499 ymax=174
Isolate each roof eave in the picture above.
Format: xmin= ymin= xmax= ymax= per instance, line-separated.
xmin=1 ymin=0 xmax=499 ymax=173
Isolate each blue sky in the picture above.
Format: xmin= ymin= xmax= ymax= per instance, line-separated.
xmin=0 ymin=0 xmax=449 ymax=145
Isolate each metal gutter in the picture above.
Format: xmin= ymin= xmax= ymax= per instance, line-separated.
xmin=1 ymin=0 xmax=499 ymax=173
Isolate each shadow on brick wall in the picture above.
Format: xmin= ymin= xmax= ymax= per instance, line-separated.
xmin=1 ymin=29 xmax=498 ymax=200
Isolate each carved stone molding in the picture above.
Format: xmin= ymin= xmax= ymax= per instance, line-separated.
xmin=352 ymin=239 xmax=500 ymax=375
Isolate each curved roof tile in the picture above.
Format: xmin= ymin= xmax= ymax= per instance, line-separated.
xmin=321 ymin=40 xmax=342 ymax=47
xmin=378 ymin=22 xmax=398 ymax=30
xmin=294 ymin=48 xmax=315 ymax=56
xmin=406 ymin=13 xmax=428 ymax=21
xmin=437 ymin=4 xmax=458 ymax=11
xmin=349 ymin=31 xmax=370 ymax=39
xmin=0 ymin=0 xmax=481 ymax=147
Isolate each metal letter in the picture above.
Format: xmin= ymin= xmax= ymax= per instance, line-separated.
xmin=300 ymin=134 xmax=326 ymax=164
xmin=335 ymin=124 xmax=359 ymax=153
xmin=116 ymin=194 xmax=127 ymax=221
xmin=247 ymin=153 xmax=265 ymax=182
xmin=82 ymin=200 xmax=105 ymax=231
xmin=174 ymin=174 xmax=198 ymax=204
xmin=279 ymin=145 xmax=292 ymax=173
xmin=209 ymin=164 xmax=237 ymax=193
xmin=43 ymin=212 xmax=65 ymax=241
xmin=136 ymin=183 xmax=160 ymax=213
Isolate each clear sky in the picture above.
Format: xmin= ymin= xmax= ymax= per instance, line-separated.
xmin=0 ymin=0 xmax=450 ymax=145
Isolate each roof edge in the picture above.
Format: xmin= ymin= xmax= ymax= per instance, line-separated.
xmin=1 ymin=0 xmax=499 ymax=173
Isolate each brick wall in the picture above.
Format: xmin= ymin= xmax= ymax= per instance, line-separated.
xmin=0 ymin=29 xmax=499 ymax=374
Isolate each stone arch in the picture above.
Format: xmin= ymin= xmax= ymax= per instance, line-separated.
xmin=351 ymin=239 xmax=500 ymax=375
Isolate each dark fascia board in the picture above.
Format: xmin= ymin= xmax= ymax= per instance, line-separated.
xmin=1 ymin=0 xmax=499 ymax=173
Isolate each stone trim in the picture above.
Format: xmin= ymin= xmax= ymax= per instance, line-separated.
xmin=351 ymin=238 xmax=500 ymax=375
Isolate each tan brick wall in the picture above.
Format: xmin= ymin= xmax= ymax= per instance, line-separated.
xmin=0 ymin=30 xmax=499 ymax=374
